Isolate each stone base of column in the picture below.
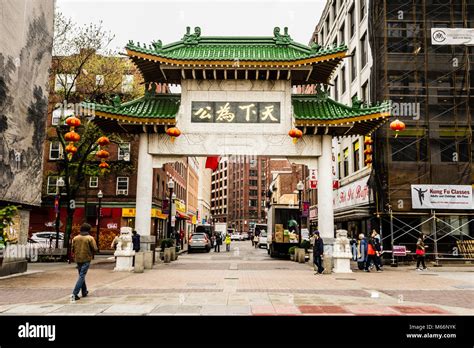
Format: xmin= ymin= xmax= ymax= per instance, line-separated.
xmin=322 ymin=238 xmax=334 ymax=274
xmin=114 ymin=250 xmax=135 ymax=272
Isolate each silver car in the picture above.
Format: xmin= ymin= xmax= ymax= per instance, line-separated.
xmin=30 ymin=231 xmax=64 ymax=248
xmin=188 ymin=233 xmax=211 ymax=253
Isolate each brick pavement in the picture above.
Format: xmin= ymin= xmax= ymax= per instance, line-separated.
xmin=0 ymin=241 xmax=472 ymax=315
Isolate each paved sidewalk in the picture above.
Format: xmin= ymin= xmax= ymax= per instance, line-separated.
xmin=0 ymin=242 xmax=473 ymax=316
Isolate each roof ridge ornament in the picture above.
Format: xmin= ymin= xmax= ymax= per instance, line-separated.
xmin=352 ymin=95 xmax=364 ymax=109
xmin=315 ymin=84 xmax=329 ymax=101
xmin=310 ymin=42 xmax=321 ymax=51
xmin=273 ymin=27 xmax=292 ymax=45
xmin=144 ymin=82 xmax=157 ymax=97
xmin=182 ymin=26 xmax=201 ymax=45
xmin=151 ymin=40 xmax=162 ymax=52
xmin=112 ymin=95 xmax=122 ymax=107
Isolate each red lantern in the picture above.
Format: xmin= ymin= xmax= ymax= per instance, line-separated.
xmin=365 ymin=157 xmax=373 ymax=165
xmin=390 ymin=119 xmax=405 ymax=138
xmin=65 ymin=144 xmax=77 ymax=154
xmin=288 ymin=128 xmax=303 ymax=143
xmin=364 ymin=148 xmax=373 ymax=155
xmin=97 ymin=136 xmax=110 ymax=146
xmin=64 ymin=131 xmax=80 ymax=142
xmin=65 ymin=116 xmax=81 ymax=128
xmin=96 ymin=149 xmax=110 ymax=159
xmin=166 ymin=127 xmax=181 ymax=142
xmin=364 ymin=137 xmax=373 ymax=146
xmin=99 ymin=162 xmax=109 ymax=169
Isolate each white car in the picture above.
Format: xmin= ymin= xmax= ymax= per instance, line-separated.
xmin=241 ymin=232 xmax=249 ymax=240
xmin=230 ymin=233 xmax=243 ymax=241
xmin=258 ymin=232 xmax=268 ymax=248
xmin=30 ymin=231 xmax=64 ymax=248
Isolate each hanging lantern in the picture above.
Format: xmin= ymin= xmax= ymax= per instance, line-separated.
xmin=364 ymin=137 xmax=373 ymax=146
xmin=365 ymin=156 xmax=373 ymax=165
xmin=97 ymin=136 xmax=110 ymax=146
xmin=166 ymin=127 xmax=181 ymax=143
xmin=99 ymin=162 xmax=110 ymax=169
xmin=64 ymin=131 xmax=81 ymax=142
xmin=363 ymin=148 xmax=373 ymax=155
xmin=65 ymin=116 xmax=81 ymax=128
xmin=96 ymin=149 xmax=110 ymax=159
xmin=288 ymin=128 xmax=303 ymax=144
xmin=390 ymin=119 xmax=405 ymax=138
xmin=65 ymin=144 xmax=77 ymax=154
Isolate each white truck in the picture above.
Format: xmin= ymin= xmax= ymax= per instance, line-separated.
xmin=214 ymin=222 xmax=228 ymax=239
xmin=267 ymin=204 xmax=300 ymax=258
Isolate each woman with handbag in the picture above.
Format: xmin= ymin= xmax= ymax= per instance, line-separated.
xmin=416 ymin=233 xmax=428 ymax=271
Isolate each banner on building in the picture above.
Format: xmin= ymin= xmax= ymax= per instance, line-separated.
xmin=431 ymin=28 xmax=474 ymax=46
xmin=411 ymin=185 xmax=473 ymax=210
xmin=333 ymin=176 xmax=370 ymax=210
xmin=308 ymin=169 xmax=317 ymax=189
xmin=302 ymin=202 xmax=310 ymax=217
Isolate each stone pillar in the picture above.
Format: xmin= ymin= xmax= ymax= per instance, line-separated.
xmin=333 ymin=230 xmax=353 ymax=273
xmin=135 ymin=133 xmax=153 ymax=250
xmin=318 ymin=135 xmax=335 ymax=274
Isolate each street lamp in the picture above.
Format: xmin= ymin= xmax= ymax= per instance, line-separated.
xmin=167 ymin=179 xmax=175 ymax=239
xmin=55 ymin=177 xmax=65 ymax=249
xmin=96 ymin=190 xmax=103 ymax=252
xmin=296 ymin=180 xmax=304 ymax=247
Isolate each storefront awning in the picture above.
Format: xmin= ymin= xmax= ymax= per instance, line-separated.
xmin=177 ymin=211 xmax=190 ymax=220
xmin=333 ymin=206 xmax=372 ymax=222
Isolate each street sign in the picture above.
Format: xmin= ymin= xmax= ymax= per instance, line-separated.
xmin=309 ymin=169 xmax=317 ymax=189
xmin=431 ymin=28 xmax=474 ymax=46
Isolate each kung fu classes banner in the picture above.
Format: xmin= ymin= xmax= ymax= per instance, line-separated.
xmin=411 ymin=185 xmax=473 ymax=210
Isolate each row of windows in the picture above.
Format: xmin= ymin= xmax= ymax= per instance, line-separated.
xmin=46 ymin=176 xmax=129 ymax=195
xmin=48 ymin=141 xmax=130 ymax=161
xmin=54 ymin=74 xmax=134 ymax=93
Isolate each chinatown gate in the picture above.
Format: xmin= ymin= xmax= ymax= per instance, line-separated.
xmin=88 ymin=27 xmax=390 ymax=266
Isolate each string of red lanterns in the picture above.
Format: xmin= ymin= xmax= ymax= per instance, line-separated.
xmin=64 ymin=116 xmax=81 ymax=160
xmin=96 ymin=136 xmax=110 ymax=173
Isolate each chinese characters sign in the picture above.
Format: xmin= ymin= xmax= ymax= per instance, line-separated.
xmin=192 ymin=102 xmax=281 ymax=123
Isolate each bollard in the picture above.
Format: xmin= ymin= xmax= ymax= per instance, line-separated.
xmin=164 ymin=248 xmax=171 ymax=263
xmin=144 ymin=251 xmax=153 ymax=269
xmin=134 ymin=252 xmax=144 ymax=273
xmin=170 ymin=247 xmax=176 ymax=261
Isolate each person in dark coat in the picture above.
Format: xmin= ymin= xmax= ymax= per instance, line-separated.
xmin=365 ymin=230 xmax=382 ymax=272
xmin=313 ymin=231 xmax=325 ymax=275
xmin=215 ymin=233 xmax=222 ymax=252
xmin=132 ymin=230 xmax=140 ymax=252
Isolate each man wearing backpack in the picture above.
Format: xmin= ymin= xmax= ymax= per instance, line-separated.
xmin=364 ymin=230 xmax=382 ymax=272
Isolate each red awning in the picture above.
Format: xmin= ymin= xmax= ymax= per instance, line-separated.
xmin=176 ymin=211 xmax=190 ymax=220
xmin=205 ymin=156 xmax=220 ymax=171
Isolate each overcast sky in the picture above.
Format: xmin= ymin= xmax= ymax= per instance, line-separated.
xmin=56 ymin=0 xmax=326 ymax=53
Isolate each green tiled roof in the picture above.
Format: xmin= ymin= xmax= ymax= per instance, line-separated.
xmin=91 ymin=93 xmax=180 ymax=122
xmin=292 ymin=94 xmax=392 ymax=122
xmin=126 ymin=26 xmax=347 ymax=62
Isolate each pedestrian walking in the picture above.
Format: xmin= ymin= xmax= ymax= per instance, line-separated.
xmin=416 ymin=233 xmax=428 ymax=271
xmin=132 ymin=230 xmax=140 ymax=252
xmin=71 ymin=223 xmax=97 ymax=302
xmin=356 ymin=233 xmax=368 ymax=270
xmin=215 ymin=233 xmax=222 ymax=252
xmin=313 ymin=231 xmax=325 ymax=275
xmin=225 ymin=234 xmax=231 ymax=252
xmin=180 ymin=229 xmax=185 ymax=250
xmin=365 ymin=231 xmax=382 ymax=272
xmin=211 ymin=234 xmax=216 ymax=249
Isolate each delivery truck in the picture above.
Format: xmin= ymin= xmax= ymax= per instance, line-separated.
xmin=214 ymin=222 xmax=228 ymax=238
xmin=267 ymin=204 xmax=300 ymax=258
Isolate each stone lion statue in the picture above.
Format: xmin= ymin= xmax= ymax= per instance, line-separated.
xmin=116 ymin=227 xmax=133 ymax=251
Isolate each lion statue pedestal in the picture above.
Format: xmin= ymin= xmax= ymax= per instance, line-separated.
xmin=332 ymin=230 xmax=353 ymax=273
xmin=114 ymin=227 xmax=136 ymax=272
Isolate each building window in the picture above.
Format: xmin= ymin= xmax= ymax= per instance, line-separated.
xmin=391 ymin=137 xmax=428 ymax=162
xmin=118 ymin=143 xmax=131 ymax=161
xmin=360 ymin=0 xmax=366 ymax=21
xmin=47 ymin=176 xmax=64 ymax=195
xmin=249 ymin=180 xmax=258 ymax=186
xmin=440 ymin=138 xmax=470 ymax=162
xmin=334 ymin=76 xmax=339 ymax=100
xmin=116 ymin=177 xmax=129 ymax=195
xmin=339 ymin=22 xmax=345 ymax=45
xmin=95 ymin=74 xmax=105 ymax=86
xmin=351 ymin=48 xmax=357 ymax=82
xmin=121 ymin=75 xmax=134 ymax=93
xmin=343 ymin=148 xmax=349 ymax=177
xmin=349 ymin=5 xmax=355 ymax=38
xmin=360 ymin=33 xmax=367 ymax=68
xmin=353 ymin=140 xmax=360 ymax=172
xmin=55 ymin=74 xmax=76 ymax=92
xmin=341 ymin=65 xmax=346 ymax=94
xmin=51 ymin=108 xmax=74 ymax=126
xmin=89 ymin=177 xmax=98 ymax=188
xmin=361 ymin=82 xmax=369 ymax=103
xmin=49 ymin=141 xmax=62 ymax=160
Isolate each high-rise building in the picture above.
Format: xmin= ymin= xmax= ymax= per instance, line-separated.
xmin=210 ymin=158 xmax=229 ymax=224
xmin=369 ymin=0 xmax=474 ymax=253
xmin=197 ymin=157 xmax=212 ymax=225
xmin=310 ymin=0 xmax=373 ymax=238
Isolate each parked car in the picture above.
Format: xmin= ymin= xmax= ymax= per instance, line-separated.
xmin=230 ymin=233 xmax=243 ymax=241
xmin=241 ymin=232 xmax=249 ymax=240
xmin=188 ymin=233 xmax=211 ymax=253
xmin=258 ymin=231 xmax=268 ymax=248
xmin=195 ymin=224 xmax=214 ymax=240
xmin=30 ymin=231 xmax=64 ymax=248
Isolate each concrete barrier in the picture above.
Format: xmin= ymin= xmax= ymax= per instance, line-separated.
xmin=163 ymin=248 xmax=171 ymax=263
xmin=144 ymin=251 xmax=153 ymax=269
xmin=134 ymin=252 xmax=144 ymax=273
xmin=170 ymin=247 xmax=176 ymax=261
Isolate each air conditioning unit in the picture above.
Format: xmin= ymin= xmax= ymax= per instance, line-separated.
xmin=117 ymin=189 xmax=128 ymax=195
xmin=122 ymin=153 xmax=130 ymax=161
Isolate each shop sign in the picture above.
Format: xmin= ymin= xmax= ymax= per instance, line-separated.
xmin=174 ymin=200 xmax=186 ymax=214
xmin=333 ymin=176 xmax=370 ymax=210
xmin=411 ymin=185 xmax=473 ymax=210
xmin=122 ymin=208 xmax=135 ymax=217
xmin=191 ymin=215 xmax=197 ymax=224
xmin=309 ymin=207 xmax=318 ymax=220
xmin=308 ymin=169 xmax=317 ymax=189
xmin=122 ymin=208 xmax=168 ymax=218
xmin=192 ymin=102 xmax=280 ymax=124
xmin=107 ymin=223 xmax=118 ymax=229
xmin=431 ymin=28 xmax=474 ymax=46
xmin=302 ymin=202 xmax=310 ymax=217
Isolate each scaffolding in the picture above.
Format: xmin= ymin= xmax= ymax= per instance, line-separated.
xmin=368 ymin=0 xmax=474 ymax=262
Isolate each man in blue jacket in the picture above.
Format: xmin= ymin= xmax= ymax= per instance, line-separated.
xmin=313 ymin=231 xmax=325 ymax=275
